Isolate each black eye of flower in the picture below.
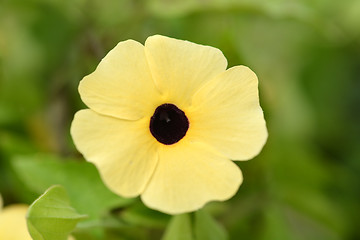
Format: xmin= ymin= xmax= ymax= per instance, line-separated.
xmin=150 ymin=103 xmax=189 ymax=145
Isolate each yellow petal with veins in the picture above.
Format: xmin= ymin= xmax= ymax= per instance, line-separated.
xmin=141 ymin=141 xmax=242 ymax=214
xmin=188 ymin=66 xmax=268 ymax=160
xmin=79 ymin=40 xmax=162 ymax=120
xmin=145 ymin=35 xmax=227 ymax=107
xmin=71 ymin=109 xmax=159 ymax=197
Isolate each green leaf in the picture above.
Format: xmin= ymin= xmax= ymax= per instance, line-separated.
xmin=261 ymin=203 xmax=292 ymax=240
xmin=146 ymin=0 xmax=198 ymax=18
xmin=162 ymin=214 xmax=193 ymax=240
xmin=121 ymin=202 xmax=170 ymax=228
xmin=12 ymin=154 xmax=134 ymax=219
xmin=27 ymin=185 xmax=87 ymax=240
xmin=195 ymin=209 xmax=228 ymax=240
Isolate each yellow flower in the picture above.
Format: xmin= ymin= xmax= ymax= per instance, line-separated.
xmin=71 ymin=35 xmax=267 ymax=214
xmin=0 ymin=203 xmax=32 ymax=240
xmin=0 ymin=200 xmax=77 ymax=240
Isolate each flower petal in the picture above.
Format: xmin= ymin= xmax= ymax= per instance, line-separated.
xmin=188 ymin=66 xmax=268 ymax=160
xmin=141 ymin=141 xmax=242 ymax=214
xmin=144 ymin=35 xmax=227 ymax=107
xmin=70 ymin=109 xmax=158 ymax=197
xmin=0 ymin=205 xmax=32 ymax=240
xmin=79 ymin=40 xmax=163 ymax=120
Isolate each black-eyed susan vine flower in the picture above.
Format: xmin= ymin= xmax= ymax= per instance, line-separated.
xmin=0 ymin=197 xmax=32 ymax=239
xmin=71 ymin=35 xmax=267 ymax=214
xmin=0 ymin=194 xmax=76 ymax=240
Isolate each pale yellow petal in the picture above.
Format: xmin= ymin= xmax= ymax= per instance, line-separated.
xmin=141 ymin=141 xmax=242 ymax=214
xmin=79 ymin=39 xmax=163 ymax=120
xmin=71 ymin=109 xmax=158 ymax=197
xmin=144 ymin=35 xmax=227 ymax=108
xmin=0 ymin=204 xmax=32 ymax=240
xmin=187 ymin=66 xmax=267 ymax=161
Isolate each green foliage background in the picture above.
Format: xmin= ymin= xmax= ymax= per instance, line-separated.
xmin=1 ymin=0 xmax=359 ymax=239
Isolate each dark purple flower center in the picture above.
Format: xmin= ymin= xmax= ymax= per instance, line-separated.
xmin=149 ymin=103 xmax=189 ymax=145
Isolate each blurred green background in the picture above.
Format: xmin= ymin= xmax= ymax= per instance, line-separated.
xmin=1 ymin=0 xmax=360 ymax=239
